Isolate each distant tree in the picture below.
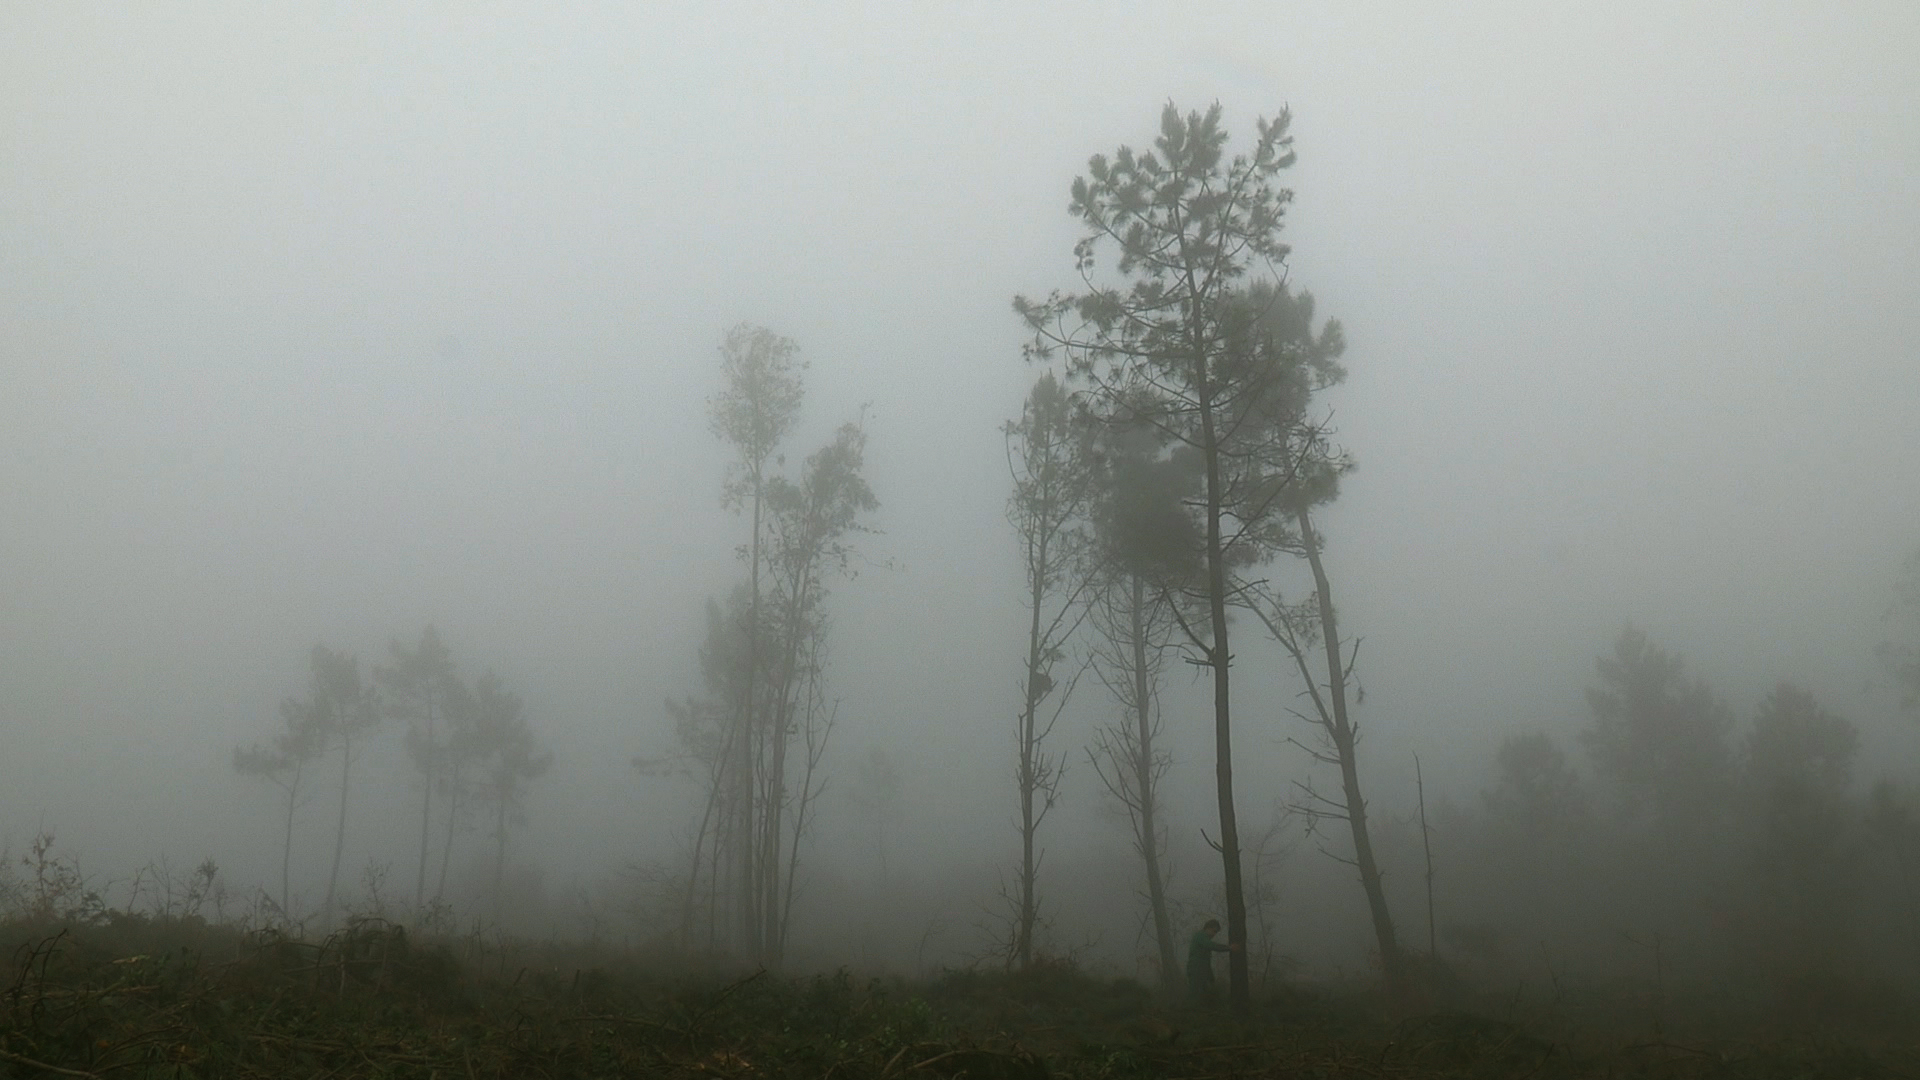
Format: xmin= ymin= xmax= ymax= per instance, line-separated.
xmin=1481 ymin=730 xmax=1590 ymax=848
xmin=710 ymin=323 xmax=806 ymax=963
xmin=467 ymin=670 xmax=551 ymax=921
xmin=756 ymin=419 xmax=876 ymax=963
xmin=1018 ymin=103 xmax=1346 ymax=1012
xmin=1744 ymin=683 xmax=1859 ymax=957
xmin=1084 ymin=424 xmax=1190 ymax=991
xmin=654 ymin=593 xmax=752 ymax=950
xmin=233 ymin=687 xmax=328 ymax=917
xmin=432 ymin=676 xmax=484 ymax=905
xmin=1580 ymin=627 xmax=1735 ymax=837
xmin=846 ymin=747 xmax=904 ymax=882
xmin=664 ymin=327 xmax=873 ymax=967
xmin=1864 ymin=780 xmax=1920 ymax=960
xmin=1877 ymin=546 xmax=1920 ymax=717
xmin=377 ymin=625 xmax=462 ymax=910
xmin=306 ymin=644 xmax=379 ymax=925
xmin=1003 ymin=372 xmax=1099 ymax=969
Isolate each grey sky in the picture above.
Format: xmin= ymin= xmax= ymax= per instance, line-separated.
xmin=3 ymin=2 xmax=1917 ymax=938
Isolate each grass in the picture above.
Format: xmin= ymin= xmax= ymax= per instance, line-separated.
xmin=1 ymin=915 xmax=1915 ymax=1079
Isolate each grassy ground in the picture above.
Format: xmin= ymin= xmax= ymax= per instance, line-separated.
xmin=1 ymin=916 xmax=1914 ymax=1079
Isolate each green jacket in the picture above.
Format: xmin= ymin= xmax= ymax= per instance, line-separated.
xmin=1186 ymin=929 xmax=1230 ymax=983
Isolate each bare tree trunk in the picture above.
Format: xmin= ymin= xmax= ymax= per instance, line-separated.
xmin=1298 ymin=506 xmax=1403 ymax=986
xmin=435 ymin=763 xmax=462 ymax=904
xmin=761 ymin=595 xmax=806 ymax=967
xmin=779 ymin=658 xmax=834 ymax=954
xmin=738 ymin=477 xmax=765 ymax=964
xmin=1417 ymin=755 xmax=1435 ymax=958
xmin=1128 ymin=575 xmax=1179 ymax=991
xmin=493 ymin=795 xmax=508 ymax=924
xmin=280 ymin=764 xmax=302 ymax=918
xmin=1016 ymin=535 xmax=1047 ymax=970
xmin=1196 ymin=365 xmax=1250 ymax=1015
xmin=324 ymin=732 xmax=352 ymax=926
xmin=414 ymin=707 xmax=435 ymax=910
xmin=683 ymin=750 xmax=724 ymax=946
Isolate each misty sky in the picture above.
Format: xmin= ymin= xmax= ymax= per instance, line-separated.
xmin=4 ymin=2 xmax=1918 ymax=924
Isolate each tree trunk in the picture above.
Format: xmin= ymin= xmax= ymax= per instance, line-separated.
xmin=683 ymin=751 xmax=723 ymax=946
xmin=1016 ymin=527 xmax=1048 ymax=969
xmin=493 ymin=794 xmax=508 ymax=923
xmin=1197 ymin=365 xmax=1249 ymax=1015
xmin=324 ymin=732 xmax=351 ymax=927
xmin=280 ymin=765 xmax=301 ymax=918
xmin=435 ymin=763 xmax=462 ymax=904
xmin=414 ymin=702 xmax=435 ymax=910
xmin=1298 ymin=506 xmax=1403 ymax=986
xmin=1129 ymin=575 xmax=1179 ymax=992
xmin=738 ymin=466 xmax=765 ymax=963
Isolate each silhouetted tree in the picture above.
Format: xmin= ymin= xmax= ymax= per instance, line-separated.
xmin=1581 ymin=627 xmax=1734 ymax=837
xmin=757 ymin=419 xmax=876 ymax=964
xmin=432 ymin=675 xmax=483 ymax=905
xmin=668 ymin=329 xmax=873 ymax=967
xmin=1017 ymin=103 xmax=1340 ymax=1013
xmin=1254 ymin=504 xmax=1404 ymax=989
xmin=234 ymin=685 xmax=328 ymax=917
xmin=710 ymin=323 xmax=806 ymax=963
xmin=307 ymin=644 xmax=378 ymax=925
xmin=1744 ymin=683 xmax=1859 ymax=970
xmin=1003 ymin=372 xmax=1098 ymax=968
xmin=846 ymin=747 xmax=904 ymax=882
xmin=654 ymin=593 xmax=753 ymax=949
xmin=1482 ymin=730 xmax=1591 ymax=848
xmin=378 ymin=625 xmax=462 ymax=910
xmin=467 ymin=670 xmax=551 ymax=921
xmin=1878 ymin=546 xmax=1920 ymax=717
xmin=1084 ymin=424 xmax=1190 ymax=991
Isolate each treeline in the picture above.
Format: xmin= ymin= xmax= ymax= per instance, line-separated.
xmin=231 ymin=626 xmax=550 ymax=929
xmin=1435 ymin=622 xmax=1920 ymax=1016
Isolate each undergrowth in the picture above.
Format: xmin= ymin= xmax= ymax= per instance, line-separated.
xmin=1 ymin=916 xmax=1914 ymax=1078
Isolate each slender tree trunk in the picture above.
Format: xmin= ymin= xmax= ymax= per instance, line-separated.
xmin=280 ymin=766 xmax=301 ymax=918
xmin=435 ymin=763 xmax=462 ymax=904
xmin=762 ymin=590 xmax=806 ymax=966
xmin=762 ymin=713 xmax=787 ymax=965
xmin=683 ymin=753 xmax=724 ymax=946
xmin=324 ymin=732 xmax=352 ymax=926
xmin=778 ymin=659 xmax=829 ymax=955
xmin=738 ymin=467 xmax=765 ymax=963
xmin=414 ymin=702 xmax=436 ymax=909
xmin=493 ymin=795 xmax=508 ymax=923
xmin=1016 ymin=528 xmax=1048 ymax=969
xmin=1298 ymin=506 xmax=1403 ymax=986
xmin=1196 ymin=367 xmax=1250 ymax=1014
xmin=1417 ymin=756 xmax=1435 ymax=958
xmin=1128 ymin=575 xmax=1179 ymax=992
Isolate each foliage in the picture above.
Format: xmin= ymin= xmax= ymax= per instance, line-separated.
xmin=1002 ymin=372 xmax=1100 ymax=971
xmin=1876 ymin=546 xmax=1920 ymax=716
xmin=1017 ymin=102 xmax=1351 ymax=1014
xmin=1482 ymin=731 xmax=1591 ymax=845
xmin=669 ymin=323 xmax=876 ymax=968
xmin=3 ymin=913 xmax=1913 ymax=1079
xmin=379 ymin=625 xmax=461 ymax=910
xmin=1581 ymin=627 xmax=1734 ymax=834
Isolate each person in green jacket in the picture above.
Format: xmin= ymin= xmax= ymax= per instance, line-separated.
xmin=1186 ymin=918 xmax=1238 ymax=1003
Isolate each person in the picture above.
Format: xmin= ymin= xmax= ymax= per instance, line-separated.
xmin=1186 ymin=918 xmax=1238 ymax=1003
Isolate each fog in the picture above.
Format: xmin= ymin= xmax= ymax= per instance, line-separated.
xmin=5 ymin=2 xmax=1919 ymax=992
